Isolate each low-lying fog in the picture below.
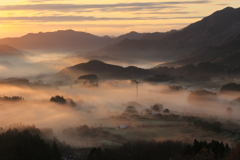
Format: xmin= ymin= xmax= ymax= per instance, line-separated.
xmin=0 ymin=54 xmax=88 ymax=78
xmin=0 ymin=52 xmax=160 ymax=79
xmin=1 ymin=53 xmax=240 ymax=147
xmin=0 ymin=80 xmax=239 ymax=146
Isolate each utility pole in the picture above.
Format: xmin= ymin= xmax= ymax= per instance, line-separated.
xmin=132 ymin=80 xmax=139 ymax=98
xmin=136 ymin=81 xmax=139 ymax=98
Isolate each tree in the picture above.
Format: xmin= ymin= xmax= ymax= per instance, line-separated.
xmin=227 ymin=143 xmax=240 ymax=160
xmin=194 ymin=148 xmax=215 ymax=160
xmin=52 ymin=141 xmax=61 ymax=160
xmin=150 ymin=103 xmax=163 ymax=112
xmin=123 ymin=106 xmax=138 ymax=116
xmin=87 ymin=147 xmax=102 ymax=160
xmin=50 ymin=95 xmax=67 ymax=104
xmin=163 ymin=109 xmax=170 ymax=113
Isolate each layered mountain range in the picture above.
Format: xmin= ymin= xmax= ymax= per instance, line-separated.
xmin=0 ymin=30 xmax=148 ymax=53
xmin=83 ymin=7 xmax=240 ymax=63
xmin=160 ymin=33 xmax=240 ymax=67
xmin=0 ymin=6 xmax=240 ymax=80
xmin=1 ymin=7 xmax=240 ymax=64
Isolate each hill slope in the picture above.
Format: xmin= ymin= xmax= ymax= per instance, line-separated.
xmin=86 ymin=7 xmax=240 ymax=62
xmin=0 ymin=45 xmax=26 ymax=63
xmin=0 ymin=44 xmax=24 ymax=56
xmin=160 ymin=32 xmax=240 ymax=67
xmin=57 ymin=60 xmax=153 ymax=80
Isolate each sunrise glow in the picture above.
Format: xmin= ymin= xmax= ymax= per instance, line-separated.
xmin=0 ymin=0 xmax=239 ymax=38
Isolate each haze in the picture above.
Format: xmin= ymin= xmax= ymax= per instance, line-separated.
xmin=1 ymin=2 xmax=240 ymax=159
xmin=0 ymin=0 xmax=240 ymax=38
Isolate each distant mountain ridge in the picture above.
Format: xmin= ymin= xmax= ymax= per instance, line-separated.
xmin=0 ymin=30 xmax=112 ymax=53
xmin=1 ymin=7 xmax=240 ymax=67
xmin=86 ymin=7 xmax=240 ymax=63
xmin=0 ymin=30 xmax=148 ymax=53
xmin=0 ymin=28 xmax=186 ymax=56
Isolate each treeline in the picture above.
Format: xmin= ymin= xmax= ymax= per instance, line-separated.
xmin=0 ymin=129 xmax=61 ymax=160
xmin=184 ymin=139 xmax=230 ymax=159
xmin=1 ymin=128 xmax=239 ymax=160
xmin=183 ymin=116 xmax=223 ymax=132
xmin=0 ymin=95 xmax=77 ymax=106
xmin=1 ymin=123 xmax=54 ymax=139
xmin=50 ymin=95 xmax=76 ymax=106
xmin=220 ymin=83 xmax=240 ymax=92
xmin=0 ymin=96 xmax=24 ymax=102
xmin=87 ymin=139 xmax=237 ymax=160
xmin=63 ymin=125 xmax=124 ymax=143
xmin=88 ymin=140 xmax=187 ymax=160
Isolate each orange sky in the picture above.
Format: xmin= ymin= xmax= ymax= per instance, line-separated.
xmin=0 ymin=0 xmax=239 ymax=38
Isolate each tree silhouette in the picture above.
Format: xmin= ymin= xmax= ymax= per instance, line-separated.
xmin=123 ymin=106 xmax=138 ymax=116
xmin=0 ymin=129 xmax=61 ymax=160
xmin=151 ymin=103 xmax=163 ymax=112
xmin=52 ymin=141 xmax=61 ymax=160
xmin=50 ymin=95 xmax=67 ymax=104
xmin=163 ymin=109 xmax=170 ymax=113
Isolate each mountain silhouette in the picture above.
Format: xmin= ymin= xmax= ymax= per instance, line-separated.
xmin=160 ymin=32 xmax=240 ymax=67
xmin=86 ymin=7 xmax=240 ymax=62
xmin=57 ymin=60 xmax=153 ymax=80
xmin=0 ymin=30 xmax=148 ymax=54
xmin=1 ymin=7 xmax=240 ymax=68
xmin=0 ymin=30 xmax=113 ymax=53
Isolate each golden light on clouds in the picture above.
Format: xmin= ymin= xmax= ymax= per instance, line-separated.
xmin=0 ymin=0 xmax=239 ymax=38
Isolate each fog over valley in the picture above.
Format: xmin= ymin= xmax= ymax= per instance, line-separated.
xmin=1 ymin=6 xmax=240 ymax=160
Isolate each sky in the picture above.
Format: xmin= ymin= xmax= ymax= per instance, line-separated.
xmin=0 ymin=0 xmax=239 ymax=38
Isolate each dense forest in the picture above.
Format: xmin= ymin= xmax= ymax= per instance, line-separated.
xmin=1 ymin=126 xmax=239 ymax=160
xmin=87 ymin=140 xmax=239 ymax=160
xmin=0 ymin=129 xmax=61 ymax=160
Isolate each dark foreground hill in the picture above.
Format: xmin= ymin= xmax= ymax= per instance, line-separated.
xmin=57 ymin=60 xmax=153 ymax=80
xmin=57 ymin=59 xmax=240 ymax=83
xmin=0 ymin=129 xmax=61 ymax=160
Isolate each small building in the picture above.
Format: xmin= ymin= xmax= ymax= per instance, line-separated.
xmin=118 ymin=125 xmax=131 ymax=129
